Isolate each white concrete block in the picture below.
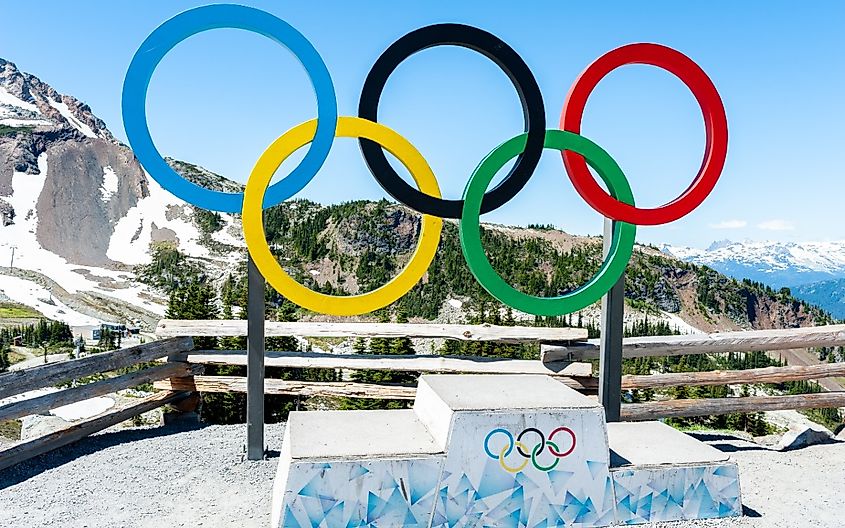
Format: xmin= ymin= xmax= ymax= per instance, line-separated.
xmin=412 ymin=375 xmax=454 ymax=451
xmin=272 ymin=375 xmax=743 ymax=527
xmin=270 ymin=426 xmax=293 ymax=528
xmin=418 ymin=373 xmax=600 ymax=412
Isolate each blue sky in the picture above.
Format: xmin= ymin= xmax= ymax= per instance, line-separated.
xmin=1 ymin=0 xmax=843 ymax=248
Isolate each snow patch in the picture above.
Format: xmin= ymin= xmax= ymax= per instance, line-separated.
xmin=210 ymin=215 xmax=246 ymax=249
xmin=665 ymin=240 xmax=845 ymax=277
xmin=108 ymin=173 xmax=241 ymax=267
xmin=0 ymin=117 xmax=53 ymax=127
xmin=0 ymin=154 xmax=167 ymax=319
xmin=660 ymin=311 xmax=704 ymax=335
xmin=100 ymin=166 xmax=118 ymax=202
xmin=1 ymin=154 xmax=98 ymax=293
xmin=0 ymin=275 xmax=101 ymax=325
xmin=48 ymin=97 xmax=97 ymax=138
xmin=0 ymin=86 xmax=40 ymax=113
xmin=51 ymin=397 xmax=115 ymax=421
xmin=447 ymin=299 xmax=463 ymax=309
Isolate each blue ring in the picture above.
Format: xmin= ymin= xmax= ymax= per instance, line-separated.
xmin=122 ymin=4 xmax=337 ymax=213
xmin=484 ymin=428 xmax=514 ymax=459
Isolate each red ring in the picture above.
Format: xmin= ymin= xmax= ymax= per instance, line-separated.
xmin=547 ymin=426 xmax=576 ymax=457
xmin=559 ymin=43 xmax=728 ymax=225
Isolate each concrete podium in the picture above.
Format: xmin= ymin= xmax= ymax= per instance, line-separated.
xmin=272 ymin=375 xmax=741 ymax=527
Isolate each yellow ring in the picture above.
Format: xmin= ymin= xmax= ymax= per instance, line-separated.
xmin=242 ymin=116 xmax=443 ymax=316
xmin=499 ymin=441 xmax=529 ymax=473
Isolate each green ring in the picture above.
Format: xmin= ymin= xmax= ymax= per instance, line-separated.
xmin=532 ymin=440 xmax=560 ymax=472
xmin=459 ymin=129 xmax=636 ymax=316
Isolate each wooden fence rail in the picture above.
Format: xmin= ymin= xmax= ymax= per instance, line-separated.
xmin=621 ymin=362 xmax=845 ymax=390
xmin=182 ymin=349 xmax=845 ymax=392
xmin=0 ymin=338 xmax=195 ymax=471
xmin=167 ymin=348 xmax=845 ymax=420
xmin=621 ymin=392 xmax=845 ymax=421
xmin=156 ymin=320 xmax=587 ymax=342
xmin=5 ymin=323 xmax=845 ymax=472
xmin=0 ymin=363 xmax=191 ymax=423
xmin=186 ymin=349 xmax=592 ymax=384
xmin=0 ymin=337 xmax=194 ymax=401
xmin=156 ymin=376 xmax=418 ymax=400
xmin=542 ymin=324 xmax=845 ymax=361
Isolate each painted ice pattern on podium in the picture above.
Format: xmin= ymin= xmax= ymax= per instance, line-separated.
xmin=280 ymin=458 xmax=444 ymax=527
xmin=432 ymin=410 xmax=616 ymax=527
xmin=612 ymin=464 xmax=742 ymax=524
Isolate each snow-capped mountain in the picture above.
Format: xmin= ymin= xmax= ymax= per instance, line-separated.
xmin=662 ymin=239 xmax=845 ymax=288
xmin=0 ymin=58 xmax=243 ymax=328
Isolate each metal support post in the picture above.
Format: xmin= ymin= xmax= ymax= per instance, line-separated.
xmin=599 ymin=218 xmax=625 ymax=422
xmin=247 ymin=254 xmax=266 ymax=460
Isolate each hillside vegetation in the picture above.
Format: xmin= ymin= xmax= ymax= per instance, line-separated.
xmin=193 ymin=198 xmax=830 ymax=329
xmin=136 ymin=199 xmax=842 ymax=432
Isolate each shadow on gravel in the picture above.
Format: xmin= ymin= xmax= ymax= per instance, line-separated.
xmin=780 ymin=437 xmax=842 ymax=451
xmin=685 ymin=432 xmax=773 ymax=453
xmin=708 ymin=442 xmax=771 ymax=453
xmin=687 ymin=432 xmax=746 ymax=442
xmin=0 ymin=422 xmax=205 ymax=490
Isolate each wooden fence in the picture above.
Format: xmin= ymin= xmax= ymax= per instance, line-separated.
xmin=153 ymin=320 xmax=845 ymax=418
xmin=3 ymin=321 xmax=845 ymax=470
xmin=0 ymin=337 xmax=193 ymax=471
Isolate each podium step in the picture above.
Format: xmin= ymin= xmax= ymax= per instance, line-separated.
xmin=608 ymin=422 xmax=742 ymax=524
xmin=286 ymin=409 xmax=442 ymax=459
xmin=414 ymin=373 xmax=600 ymax=450
xmin=272 ymin=409 xmax=446 ymax=528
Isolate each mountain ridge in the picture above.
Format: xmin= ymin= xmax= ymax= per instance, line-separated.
xmin=662 ymin=239 xmax=845 ymax=287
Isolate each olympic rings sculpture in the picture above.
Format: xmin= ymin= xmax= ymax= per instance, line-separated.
xmin=484 ymin=427 xmax=577 ymax=473
xmin=123 ymin=4 xmax=728 ymax=317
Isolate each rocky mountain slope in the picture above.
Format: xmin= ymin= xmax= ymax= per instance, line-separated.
xmin=0 ymin=58 xmax=242 ymax=327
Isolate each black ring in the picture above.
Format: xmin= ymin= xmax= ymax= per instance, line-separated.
xmin=516 ymin=427 xmax=545 ymax=458
xmin=358 ymin=23 xmax=546 ymax=219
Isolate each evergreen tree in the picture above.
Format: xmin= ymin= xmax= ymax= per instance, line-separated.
xmin=391 ymin=309 xmax=415 ymax=355
xmin=0 ymin=338 xmax=10 ymax=373
xmin=97 ymin=327 xmax=117 ymax=351
xmin=341 ymin=310 xmax=416 ymax=410
xmin=167 ymin=279 xmax=219 ymax=350
xmin=352 ymin=337 xmax=368 ymax=355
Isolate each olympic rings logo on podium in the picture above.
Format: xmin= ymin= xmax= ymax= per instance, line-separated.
xmin=122 ymin=4 xmax=728 ymax=317
xmin=484 ymin=427 xmax=577 ymax=473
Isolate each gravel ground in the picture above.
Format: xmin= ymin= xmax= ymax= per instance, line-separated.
xmin=1 ymin=424 xmax=843 ymax=527
xmin=0 ymin=422 xmax=285 ymax=528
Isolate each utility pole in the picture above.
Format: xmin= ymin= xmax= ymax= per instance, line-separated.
xmin=9 ymin=246 xmax=15 ymax=270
